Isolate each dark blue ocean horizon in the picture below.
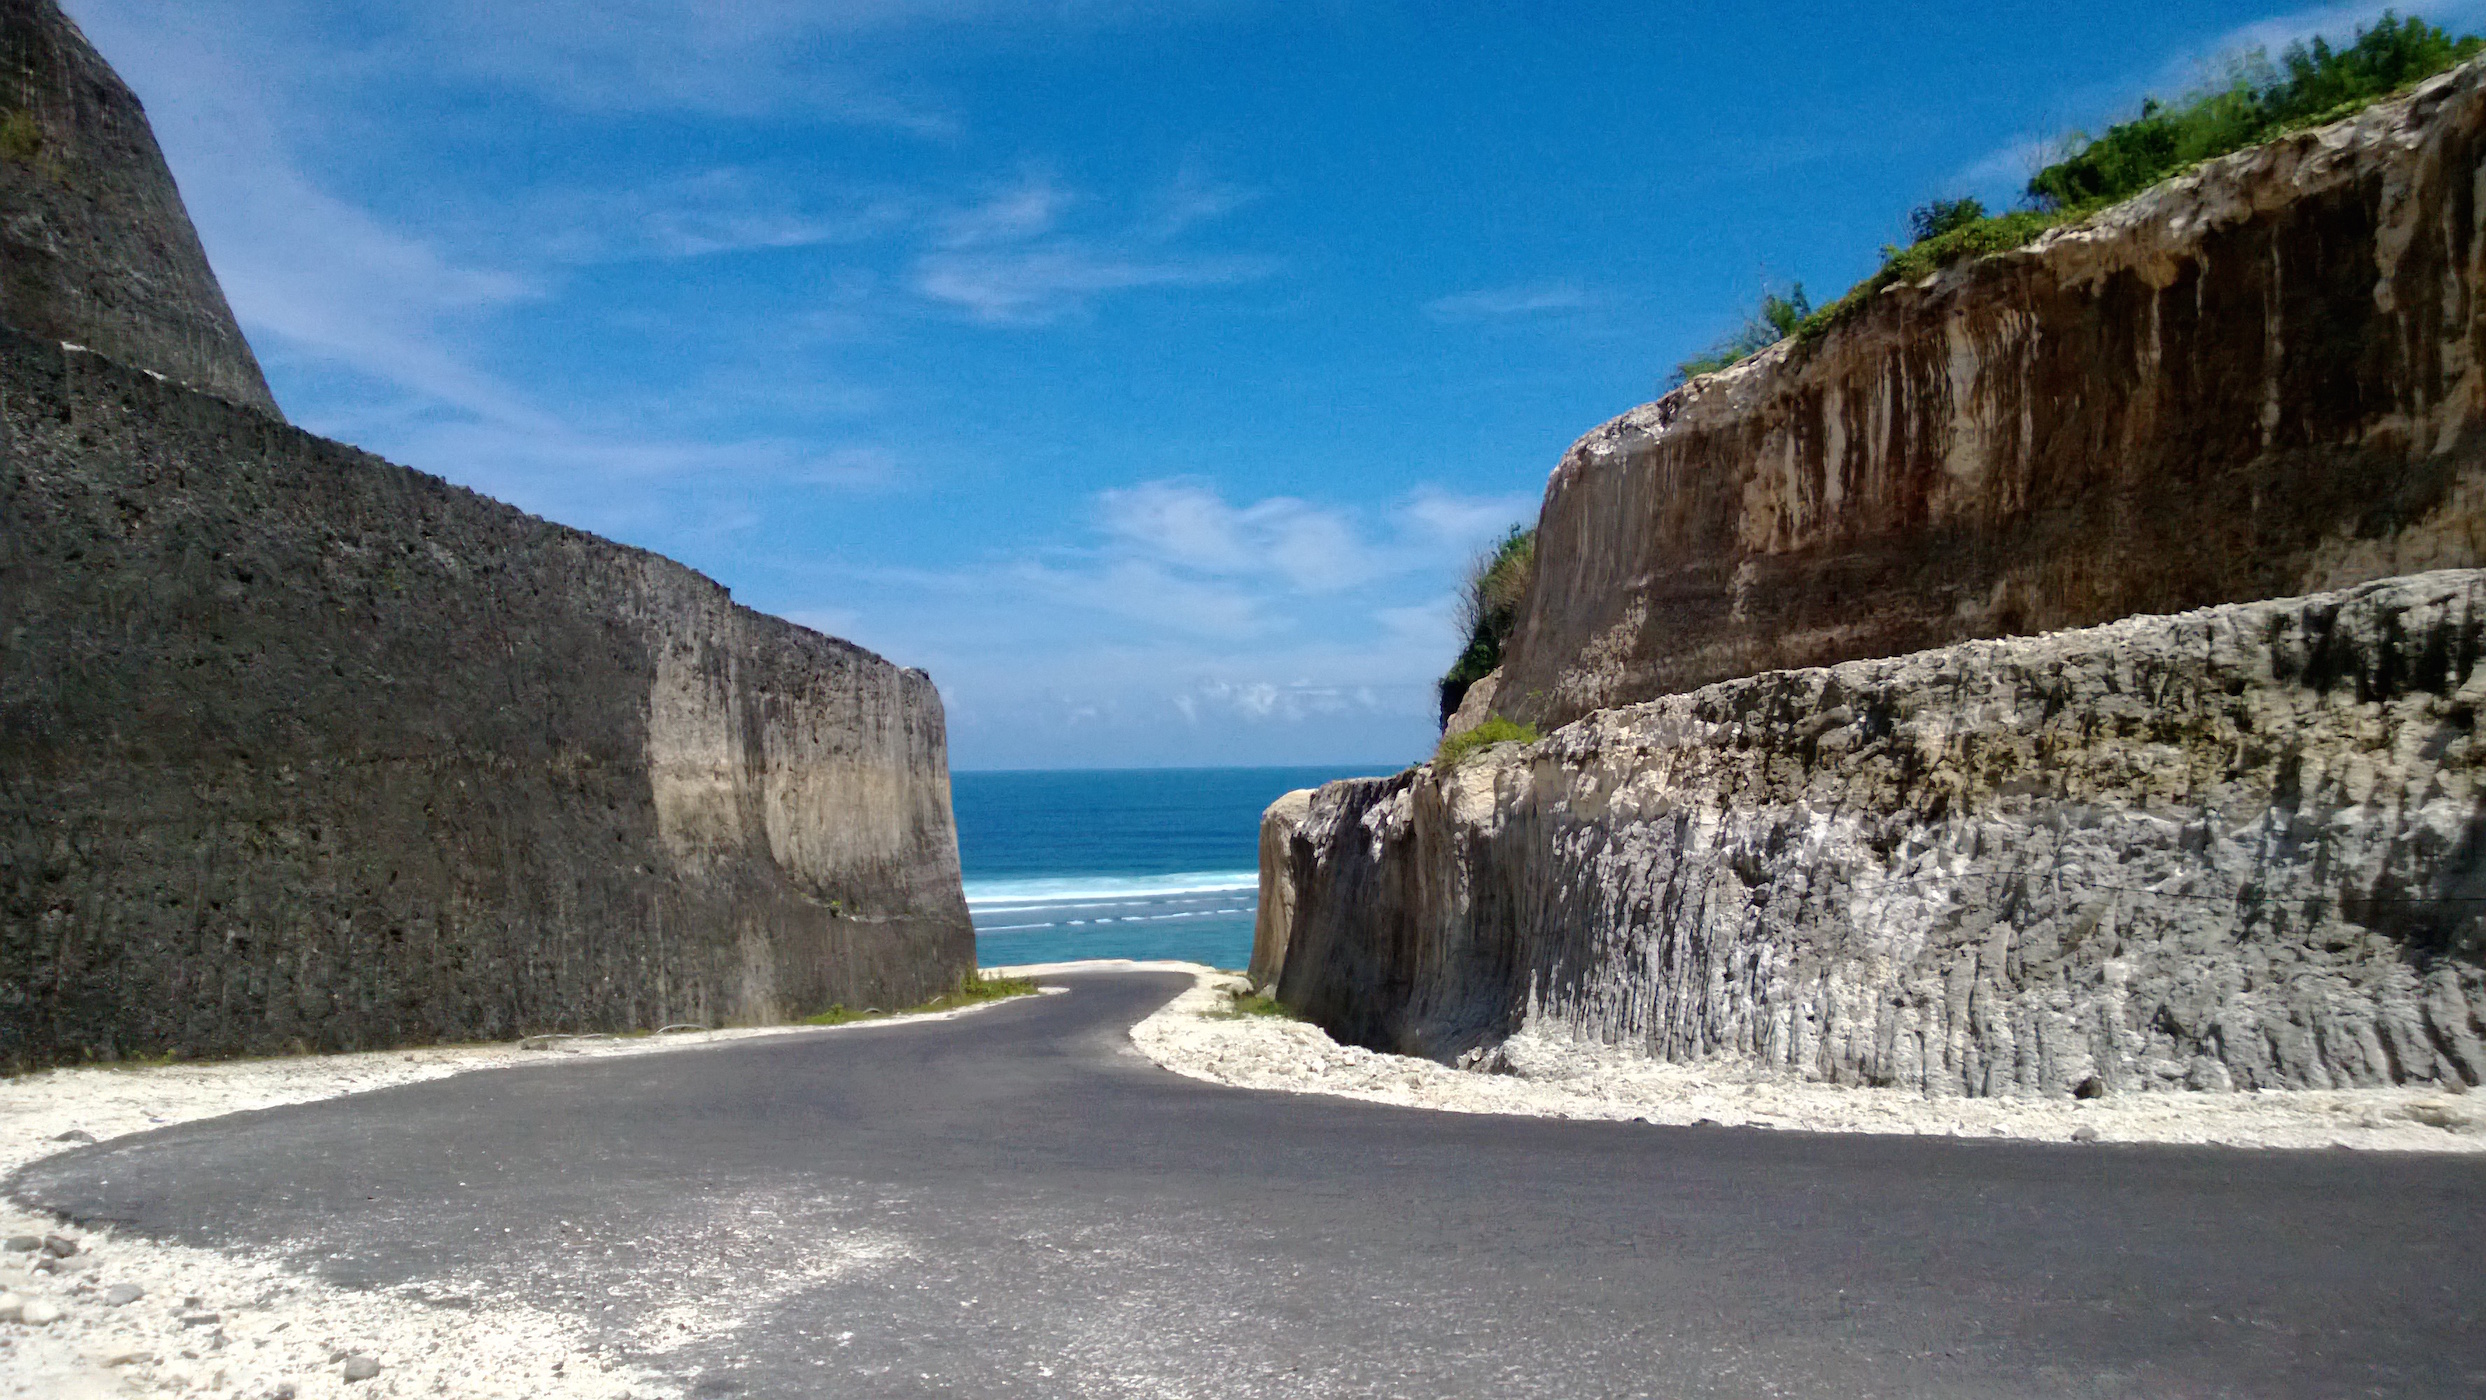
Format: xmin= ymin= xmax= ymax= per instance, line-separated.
xmin=954 ymin=765 xmax=1399 ymax=970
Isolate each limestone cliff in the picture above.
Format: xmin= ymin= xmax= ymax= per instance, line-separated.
xmin=0 ymin=0 xmax=276 ymax=416
xmin=0 ymin=4 xmax=973 ymax=1068
xmin=1249 ymin=788 xmax=1313 ymax=989
xmin=1269 ymin=574 xmax=2486 ymax=1095
xmin=1498 ymin=58 xmax=2486 ymax=733
xmin=0 ymin=330 xmax=973 ymax=1066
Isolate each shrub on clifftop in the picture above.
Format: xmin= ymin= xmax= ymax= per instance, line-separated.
xmin=2027 ymin=13 xmax=2482 ymax=210
xmin=1673 ymin=12 xmax=2485 ymax=373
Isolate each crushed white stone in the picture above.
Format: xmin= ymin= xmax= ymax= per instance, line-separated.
xmin=1098 ymin=962 xmax=2486 ymax=1154
xmin=0 ymin=1003 xmax=1015 ymax=1400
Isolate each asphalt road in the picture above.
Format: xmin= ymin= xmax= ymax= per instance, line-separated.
xmin=12 ymin=971 xmax=2486 ymax=1399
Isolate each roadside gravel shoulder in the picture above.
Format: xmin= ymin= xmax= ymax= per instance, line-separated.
xmin=0 ymin=1003 xmax=1026 ymax=1400
xmin=1114 ymin=963 xmax=2486 ymax=1153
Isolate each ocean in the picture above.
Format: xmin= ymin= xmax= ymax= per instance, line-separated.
xmin=955 ymin=766 xmax=1398 ymax=970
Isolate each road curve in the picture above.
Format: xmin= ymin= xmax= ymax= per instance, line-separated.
xmin=12 ymin=970 xmax=2486 ymax=1399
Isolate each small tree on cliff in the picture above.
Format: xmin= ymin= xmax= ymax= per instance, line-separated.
xmin=1437 ymin=526 xmax=1535 ymax=730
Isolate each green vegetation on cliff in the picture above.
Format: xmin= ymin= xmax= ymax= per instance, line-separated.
xmin=1674 ymin=13 xmax=2484 ymax=378
xmin=1437 ymin=525 xmax=1535 ymax=728
xmin=1433 ymin=716 xmax=1542 ymax=770
xmin=801 ymin=972 xmax=1040 ymax=1026
xmin=1673 ymin=285 xmax=1810 ymax=384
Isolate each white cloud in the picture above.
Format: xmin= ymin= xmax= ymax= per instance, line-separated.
xmin=2184 ymin=2 xmax=2486 ymax=82
xmin=1096 ymin=481 xmax=1373 ymax=592
xmin=913 ymin=168 xmax=1274 ymax=324
xmin=937 ymin=175 xmax=1072 ymax=247
xmin=1397 ymin=487 xmax=1538 ymax=547
xmin=1147 ymin=167 xmax=1260 ymax=238
xmin=403 ymin=0 xmax=1266 ymax=130
xmin=914 ymin=247 xmax=1270 ymax=325
xmin=66 ymin=3 xmax=538 ymax=423
xmin=534 ymin=171 xmax=916 ymax=263
xmin=1013 ymin=558 xmax=1274 ymax=639
xmin=1423 ymin=281 xmax=1593 ymax=322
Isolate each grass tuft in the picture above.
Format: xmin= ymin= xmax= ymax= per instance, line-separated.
xmin=1213 ymin=988 xmax=1299 ymax=1020
xmin=799 ymin=971 xmax=1040 ymax=1027
xmin=1433 ymin=716 xmax=1542 ymax=770
xmin=0 ymin=109 xmax=40 ymax=164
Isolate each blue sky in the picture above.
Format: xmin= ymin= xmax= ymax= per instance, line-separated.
xmin=65 ymin=0 xmax=2486 ymax=769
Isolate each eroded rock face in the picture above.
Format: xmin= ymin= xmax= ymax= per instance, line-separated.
xmin=1271 ymin=573 xmax=2486 ymax=1096
xmin=0 ymin=333 xmax=972 ymax=1067
xmin=0 ymin=0 xmax=277 ymax=416
xmin=1249 ymin=789 xmax=1314 ymax=989
xmin=1500 ymin=59 xmax=2486 ymax=732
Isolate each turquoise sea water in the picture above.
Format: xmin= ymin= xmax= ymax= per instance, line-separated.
xmin=955 ymin=766 xmax=1397 ymax=970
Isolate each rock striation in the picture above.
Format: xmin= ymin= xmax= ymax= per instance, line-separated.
xmin=0 ymin=330 xmax=973 ymax=1067
xmin=1497 ymin=58 xmax=2486 ymax=733
xmin=1269 ymin=573 xmax=2486 ymax=1096
xmin=0 ymin=0 xmax=276 ymax=416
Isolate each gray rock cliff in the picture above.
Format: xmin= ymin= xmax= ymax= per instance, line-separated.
xmin=0 ymin=331 xmax=973 ymax=1068
xmin=0 ymin=0 xmax=276 ymax=416
xmin=1249 ymin=788 xmax=1313 ymax=990
xmin=1268 ymin=573 xmax=2486 ymax=1096
xmin=0 ymin=6 xmax=974 ymax=1069
xmin=1498 ymin=59 xmax=2486 ymax=733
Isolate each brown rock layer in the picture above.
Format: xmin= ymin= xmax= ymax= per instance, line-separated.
xmin=1500 ymin=59 xmax=2486 ymax=731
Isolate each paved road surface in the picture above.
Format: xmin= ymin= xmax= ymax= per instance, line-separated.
xmin=13 ymin=971 xmax=2486 ymax=1398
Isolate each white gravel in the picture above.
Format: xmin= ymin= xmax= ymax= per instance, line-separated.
xmin=1105 ymin=962 xmax=2486 ymax=1153
xmin=0 ymin=1005 xmax=1016 ymax=1400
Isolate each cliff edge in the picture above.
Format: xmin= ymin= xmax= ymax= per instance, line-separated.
xmin=1497 ymin=58 xmax=2486 ymax=732
xmin=0 ymin=0 xmax=276 ymax=415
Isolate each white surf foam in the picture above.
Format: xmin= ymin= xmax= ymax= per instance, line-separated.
xmin=964 ymin=871 xmax=1258 ymax=911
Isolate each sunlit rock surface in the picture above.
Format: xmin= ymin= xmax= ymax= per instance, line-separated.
xmin=1498 ymin=59 xmax=2486 ymax=732
xmin=1270 ymin=573 xmax=2486 ymax=1096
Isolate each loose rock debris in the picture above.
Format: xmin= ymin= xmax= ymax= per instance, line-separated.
xmin=1100 ymin=963 xmax=2486 ymax=1153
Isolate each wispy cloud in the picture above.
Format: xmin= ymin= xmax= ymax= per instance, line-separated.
xmin=411 ymin=0 xmax=1262 ymax=132
xmin=1398 ymin=486 xmax=1538 ymax=545
xmin=936 ymin=174 xmax=1074 ymax=247
xmin=1100 ymin=481 xmax=1373 ymax=593
xmin=1423 ymin=281 xmax=1593 ymax=323
xmin=530 ymin=171 xmax=916 ymax=263
xmin=910 ymin=173 xmax=1275 ymax=324
xmin=914 ymin=249 xmax=1271 ymax=324
xmin=2181 ymin=1 xmax=2486 ymax=84
xmin=68 ymin=2 xmax=538 ymax=421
